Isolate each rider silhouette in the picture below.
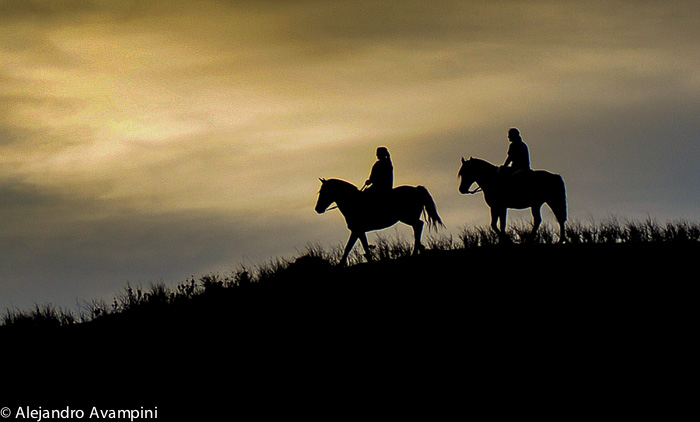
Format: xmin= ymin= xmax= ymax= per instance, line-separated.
xmin=501 ymin=128 xmax=530 ymax=176
xmin=364 ymin=146 xmax=393 ymax=193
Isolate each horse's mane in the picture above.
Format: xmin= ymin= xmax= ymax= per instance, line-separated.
xmin=322 ymin=178 xmax=360 ymax=193
xmin=460 ymin=157 xmax=498 ymax=175
xmin=469 ymin=157 xmax=497 ymax=168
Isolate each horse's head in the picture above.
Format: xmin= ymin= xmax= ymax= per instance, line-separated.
xmin=315 ymin=178 xmax=332 ymax=214
xmin=459 ymin=157 xmax=496 ymax=194
xmin=315 ymin=178 xmax=358 ymax=214
xmin=458 ymin=157 xmax=476 ymax=194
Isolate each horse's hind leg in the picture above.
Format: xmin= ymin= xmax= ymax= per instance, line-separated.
xmin=558 ymin=221 xmax=566 ymax=244
xmin=547 ymin=202 xmax=567 ymax=244
xmin=490 ymin=208 xmax=500 ymax=234
xmin=412 ymin=219 xmax=425 ymax=255
xmin=530 ymin=205 xmax=543 ymax=242
xmin=556 ymin=207 xmax=567 ymax=243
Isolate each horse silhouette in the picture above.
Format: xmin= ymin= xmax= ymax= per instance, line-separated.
xmin=458 ymin=157 xmax=567 ymax=243
xmin=316 ymin=178 xmax=443 ymax=265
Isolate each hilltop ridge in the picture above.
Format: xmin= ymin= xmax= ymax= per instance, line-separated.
xmin=2 ymin=240 xmax=695 ymax=418
xmin=3 ymin=240 xmax=694 ymax=335
xmin=50 ymin=242 xmax=684 ymax=333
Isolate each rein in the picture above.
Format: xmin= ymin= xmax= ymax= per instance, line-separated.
xmin=465 ymin=187 xmax=482 ymax=194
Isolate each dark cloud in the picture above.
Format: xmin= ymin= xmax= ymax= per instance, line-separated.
xmin=0 ymin=178 xmax=64 ymax=209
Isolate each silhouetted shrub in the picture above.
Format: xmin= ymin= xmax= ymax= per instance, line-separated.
xmin=234 ymin=267 xmax=252 ymax=287
xmin=200 ymin=274 xmax=225 ymax=293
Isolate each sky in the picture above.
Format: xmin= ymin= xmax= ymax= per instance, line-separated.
xmin=2 ymin=0 xmax=699 ymax=312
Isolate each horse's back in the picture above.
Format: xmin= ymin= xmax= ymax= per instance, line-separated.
xmin=375 ymin=185 xmax=435 ymax=212
xmin=393 ymin=184 xmax=422 ymax=191
xmin=392 ymin=185 xmax=433 ymax=200
xmin=531 ymin=169 xmax=564 ymax=185
xmin=531 ymin=168 xmax=558 ymax=177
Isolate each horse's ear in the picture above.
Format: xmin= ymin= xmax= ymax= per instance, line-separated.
xmin=461 ymin=157 xmax=466 ymax=164
xmin=469 ymin=156 xmax=473 ymax=160
xmin=319 ymin=178 xmax=326 ymax=183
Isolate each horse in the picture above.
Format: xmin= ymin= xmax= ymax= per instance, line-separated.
xmin=315 ymin=178 xmax=444 ymax=265
xmin=458 ymin=157 xmax=567 ymax=243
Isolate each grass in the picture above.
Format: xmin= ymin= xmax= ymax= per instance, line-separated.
xmin=2 ymin=303 xmax=76 ymax=329
xmin=2 ymin=217 xmax=698 ymax=329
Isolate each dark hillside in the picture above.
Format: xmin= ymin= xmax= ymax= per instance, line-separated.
xmin=3 ymin=241 xmax=695 ymax=418
xmin=70 ymin=241 xmax=694 ymax=337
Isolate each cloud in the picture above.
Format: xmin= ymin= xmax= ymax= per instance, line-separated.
xmin=1 ymin=0 xmax=699 ymax=311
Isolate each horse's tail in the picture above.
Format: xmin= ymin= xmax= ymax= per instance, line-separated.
xmin=417 ymin=186 xmax=444 ymax=230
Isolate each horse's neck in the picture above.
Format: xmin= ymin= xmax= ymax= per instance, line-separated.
xmin=473 ymin=160 xmax=498 ymax=188
xmin=331 ymin=180 xmax=360 ymax=207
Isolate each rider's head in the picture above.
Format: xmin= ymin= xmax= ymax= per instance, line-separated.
xmin=376 ymin=146 xmax=390 ymax=160
xmin=508 ymin=128 xmax=521 ymax=142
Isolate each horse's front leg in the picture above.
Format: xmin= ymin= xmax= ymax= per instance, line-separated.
xmin=530 ymin=205 xmax=543 ymax=242
xmin=358 ymin=232 xmax=373 ymax=262
xmin=340 ymin=232 xmax=358 ymax=266
xmin=490 ymin=207 xmax=508 ymax=241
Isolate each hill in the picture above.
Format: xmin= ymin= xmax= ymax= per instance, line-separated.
xmin=2 ymin=239 xmax=696 ymax=418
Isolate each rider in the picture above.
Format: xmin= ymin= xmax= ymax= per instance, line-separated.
xmin=501 ymin=128 xmax=531 ymax=176
xmin=363 ymin=146 xmax=393 ymax=193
